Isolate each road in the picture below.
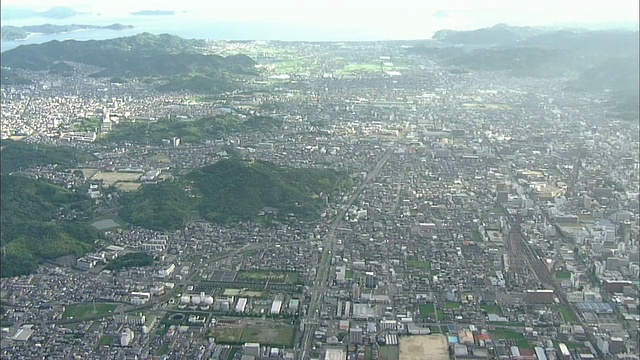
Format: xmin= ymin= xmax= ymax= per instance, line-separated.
xmin=298 ymin=146 xmax=395 ymax=360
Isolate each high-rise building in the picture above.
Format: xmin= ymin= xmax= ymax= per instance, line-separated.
xmin=349 ymin=327 xmax=363 ymax=344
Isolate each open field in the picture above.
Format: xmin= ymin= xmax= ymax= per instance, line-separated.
xmin=419 ymin=303 xmax=435 ymax=318
xmin=379 ymin=345 xmax=399 ymax=360
xmin=399 ymin=335 xmax=448 ymax=360
xmin=481 ymin=304 xmax=504 ymax=316
xmin=63 ymin=303 xmax=118 ymax=319
xmin=445 ymin=301 xmax=461 ymax=309
xmin=212 ymin=320 xmax=295 ymax=347
xmin=92 ymin=171 xmax=142 ymax=185
xmin=114 ymin=182 xmax=142 ymax=191
xmin=490 ymin=328 xmax=530 ymax=347
xmin=554 ymin=270 xmax=572 ymax=279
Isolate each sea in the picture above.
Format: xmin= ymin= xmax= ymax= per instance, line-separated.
xmin=0 ymin=12 xmax=410 ymax=52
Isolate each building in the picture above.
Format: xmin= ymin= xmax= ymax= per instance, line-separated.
xmin=236 ymin=298 xmax=248 ymax=313
xmin=270 ymin=299 xmax=283 ymax=315
xmin=349 ymin=326 xmax=363 ymax=344
xmin=243 ymin=343 xmax=260 ymax=357
xmin=114 ymin=314 xmax=145 ymax=325
xmin=325 ymin=348 xmax=347 ymax=360
xmin=130 ymin=292 xmax=151 ymax=305
xmin=120 ymin=328 xmax=135 ymax=347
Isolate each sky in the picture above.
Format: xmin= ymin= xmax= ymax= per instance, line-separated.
xmin=2 ymin=0 xmax=639 ymax=38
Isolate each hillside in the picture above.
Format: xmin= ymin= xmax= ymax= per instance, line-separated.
xmin=1 ymin=24 xmax=134 ymax=41
xmin=104 ymin=115 xmax=282 ymax=144
xmin=0 ymin=33 xmax=257 ymax=93
xmin=1 ymin=175 xmax=100 ymax=278
xmin=0 ymin=139 xmax=95 ymax=175
xmin=118 ymin=182 xmax=193 ymax=231
xmin=433 ymin=23 xmax=546 ymax=45
xmin=188 ymin=159 xmax=353 ymax=223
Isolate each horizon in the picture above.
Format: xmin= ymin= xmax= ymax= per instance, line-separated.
xmin=1 ymin=0 xmax=639 ymax=41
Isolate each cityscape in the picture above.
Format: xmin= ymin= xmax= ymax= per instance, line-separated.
xmin=0 ymin=7 xmax=639 ymax=360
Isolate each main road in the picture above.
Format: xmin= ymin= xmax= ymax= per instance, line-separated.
xmin=298 ymin=146 xmax=396 ymax=359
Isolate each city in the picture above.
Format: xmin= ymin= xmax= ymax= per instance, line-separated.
xmin=1 ymin=24 xmax=639 ymax=360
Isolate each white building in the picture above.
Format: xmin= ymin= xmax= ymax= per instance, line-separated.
xmin=270 ymin=299 xmax=283 ymax=315
xmin=120 ymin=328 xmax=134 ymax=347
xmin=235 ymin=298 xmax=248 ymax=313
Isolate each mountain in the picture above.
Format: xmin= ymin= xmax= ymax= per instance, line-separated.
xmin=432 ymin=24 xmax=547 ymax=45
xmin=1 ymin=175 xmax=100 ymax=278
xmin=1 ymin=6 xmax=82 ymax=20
xmin=118 ymin=182 xmax=193 ymax=231
xmin=187 ymin=158 xmax=352 ymax=223
xmin=1 ymin=24 xmax=134 ymax=41
xmin=0 ymin=33 xmax=257 ymax=93
xmin=519 ymin=30 xmax=639 ymax=58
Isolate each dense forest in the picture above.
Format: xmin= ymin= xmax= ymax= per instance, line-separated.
xmin=118 ymin=182 xmax=193 ymax=231
xmin=0 ymin=139 xmax=95 ymax=175
xmin=1 ymin=175 xmax=101 ymax=277
xmin=0 ymin=33 xmax=257 ymax=94
xmin=188 ymin=158 xmax=352 ymax=223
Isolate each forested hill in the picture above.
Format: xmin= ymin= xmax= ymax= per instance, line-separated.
xmin=0 ymin=33 xmax=257 ymax=94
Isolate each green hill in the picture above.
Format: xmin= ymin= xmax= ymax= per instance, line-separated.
xmin=118 ymin=182 xmax=193 ymax=231
xmin=187 ymin=158 xmax=352 ymax=223
xmin=1 ymin=175 xmax=100 ymax=278
xmin=0 ymin=139 xmax=95 ymax=175
xmin=0 ymin=33 xmax=257 ymax=93
xmin=104 ymin=115 xmax=282 ymax=144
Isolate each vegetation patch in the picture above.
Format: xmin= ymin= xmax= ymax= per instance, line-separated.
xmin=1 ymin=175 xmax=101 ymax=278
xmin=105 ymin=252 xmax=154 ymax=270
xmin=98 ymin=335 xmax=116 ymax=346
xmin=419 ymin=303 xmax=435 ymax=318
xmin=240 ymin=324 xmax=295 ymax=347
xmin=481 ymin=304 xmax=504 ymax=316
xmin=406 ymin=260 xmax=431 ymax=272
xmin=559 ymin=305 xmax=578 ymax=323
xmin=445 ymin=301 xmax=461 ymax=309
xmin=554 ymin=270 xmax=572 ymax=279
xmin=62 ymin=303 xmax=118 ymax=319
xmin=118 ymin=182 xmax=193 ymax=230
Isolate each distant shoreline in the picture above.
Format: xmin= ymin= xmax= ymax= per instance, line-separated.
xmin=130 ymin=10 xmax=175 ymax=16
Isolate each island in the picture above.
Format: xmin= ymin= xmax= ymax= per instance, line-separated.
xmin=1 ymin=23 xmax=134 ymax=41
xmin=130 ymin=10 xmax=176 ymax=16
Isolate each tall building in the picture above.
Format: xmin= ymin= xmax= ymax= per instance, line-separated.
xmin=349 ymin=326 xmax=363 ymax=344
xmin=120 ymin=328 xmax=134 ymax=347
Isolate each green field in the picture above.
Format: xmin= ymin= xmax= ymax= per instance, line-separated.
xmin=345 ymin=269 xmax=354 ymax=279
xmin=62 ymin=303 xmax=118 ymax=319
xmin=419 ymin=303 xmax=435 ymax=318
xmin=406 ymin=260 xmax=431 ymax=272
xmin=446 ymin=301 xmax=461 ymax=309
xmin=336 ymin=63 xmax=382 ymax=74
xmin=481 ymin=304 xmax=504 ymax=316
xmin=559 ymin=305 xmax=578 ymax=323
xmin=98 ymin=335 xmax=115 ymax=346
xmin=241 ymin=324 xmax=295 ymax=347
xmin=214 ymin=323 xmax=295 ymax=347
xmin=379 ymin=345 xmax=399 ymax=360
xmin=490 ymin=327 xmax=528 ymax=347
xmin=554 ymin=270 xmax=572 ymax=279
xmin=471 ymin=229 xmax=483 ymax=241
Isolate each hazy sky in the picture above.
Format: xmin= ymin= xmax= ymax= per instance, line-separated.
xmin=2 ymin=0 xmax=639 ymax=38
